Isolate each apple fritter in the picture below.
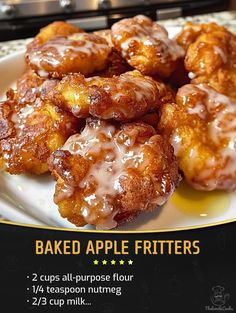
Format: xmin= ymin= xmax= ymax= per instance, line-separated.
xmin=0 ymin=96 xmax=78 ymax=175
xmin=49 ymin=70 xmax=173 ymax=121
xmin=186 ymin=30 xmax=236 ymax=99
xmin=176 ymin=21 xmax=227 ymax=51
xmin=26 ymin=33 xmax=112 ymax=78
xmin=48 ymin=118 xmax=180 ymax=229
xmin=111 ymin=15 xmax=184 ymax=77
xmin=158 ymin=83 xmax=236 ymax=191
xmin=177 ymin=22 xmax=236 ymax=99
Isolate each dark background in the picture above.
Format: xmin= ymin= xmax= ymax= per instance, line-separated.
xmin=0 ymin=221 xmax=235 ymax=312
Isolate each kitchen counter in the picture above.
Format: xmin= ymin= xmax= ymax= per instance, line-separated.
xmin=0 ymin=10 xmax=236 ymax=58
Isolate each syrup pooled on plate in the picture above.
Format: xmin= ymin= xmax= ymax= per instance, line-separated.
xmin=170 ymin=181 xmax=230 ymax=218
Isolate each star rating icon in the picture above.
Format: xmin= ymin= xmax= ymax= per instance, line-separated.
xmin=92 ymin=259 xmax=133 ymax=266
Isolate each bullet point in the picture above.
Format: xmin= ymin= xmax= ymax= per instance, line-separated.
xmin=27 ymin=288 xmax=29 ymax=291
xmin=27 ymin=276 xmax=29 ymax=278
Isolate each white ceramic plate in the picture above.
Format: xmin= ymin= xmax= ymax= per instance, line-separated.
xmin=0 ymin=27 xmax=236 ymax=231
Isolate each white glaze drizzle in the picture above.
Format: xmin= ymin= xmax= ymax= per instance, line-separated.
xmin=112 ymin=15 xmax=184 ymax=60
xmin=62 ymin=120 xmax=145 ymax=198
xmin=29 ymin=33 xmax=110 ymax=70
xmin=175 ymin=83 xmax=236 ymax=190
xmin=11 ymin=105 xmax=35 ymax=135
xmin=60 ymin=120 xmax=154 ymax=228
xmin=110 ymin=72 xmax=157 ymax=104
xmin=188 ymin=72 xmax=196 ymax=79
xmin=171 ymin=131 xmax=182 ymax=154
xmin=188 ymin=102 xmax=206 ymax=119
xmin=213 ymin=46 xmax=227 ymax=64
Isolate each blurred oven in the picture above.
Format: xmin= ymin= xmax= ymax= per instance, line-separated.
xmin=0 ymin=0 xmax=230 ymax=41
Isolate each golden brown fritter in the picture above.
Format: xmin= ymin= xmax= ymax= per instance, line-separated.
xmin=26 ymin=33 xmax=112 ymax=78
xmin=176 ymin=22 xmax=227 ymax=51
xmin=158 ymin=83 xmax=236 ymax=191
xmin=0 ymin=96 xmax=78 ymax=175
xmin=111 ymin=15 xmax=184 ymax=77
xmin=176 ymin=22 xmax=236 ymax=99
xmin=27 ymin=21 xmax=83 ymax=52
xmin=48 ymin=118 xmax=180 ymax=229
xmin=185 ymin=29 xmax=236 ymax=99
xmin=49 ymin=70 xmax=172 ymax=121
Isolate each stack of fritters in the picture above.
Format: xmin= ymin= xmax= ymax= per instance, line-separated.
xmin=1 ymin=16 xmax=236 ymax=228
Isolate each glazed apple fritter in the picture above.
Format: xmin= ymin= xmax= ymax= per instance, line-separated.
xmin=176 ymin=22 xmax=227 ymax=51
xmin=48 ymin=118 xmax=180 ymax=229
xmin=158 ymin=83 xmax=236 ymax=191
xmin=26 ymin=33 xmax=112 ymax=78
xmin=0 ymin=78 xmax=79 ymax=175
xmin=111 ymin=15 xmax=185 ymax=77
xmin=49 ymin=70 xmax=174 ymax=121
xmin=177 ymin=22 xmax=236 ymax=99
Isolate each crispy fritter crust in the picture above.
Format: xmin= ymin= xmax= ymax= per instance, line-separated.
xmin=48 ymin=118 xmax=180 ymax=229
xmin=27 ymin=21 xmax=83 ymax=52
xmin=111 ymin=15 xmax=184 ymax=77
xmin=26 ymin=33 xmax=111 ymax=78
xmin=0 ymin=93 xmax=78 ymax=175
xmin=186 ymin=31 xmax=236 ymax=99
xmin=13 ymin=69 xmax=45 ymax=104
xmin=177 ymin=22 xmax=236 ymax=99
xmin=49 ymin=70 xmax=172 ymax=121
xmin=13 ymin=69 xmax=59 ymax=105
xmin=176 ymin=22 xmax=226 ymax=51
xmin=158 ymin=83 xmax=236 ymax=191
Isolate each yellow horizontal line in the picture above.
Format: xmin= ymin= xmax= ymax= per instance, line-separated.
xmin=0 ymin=218 xmax=235 ymax=234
